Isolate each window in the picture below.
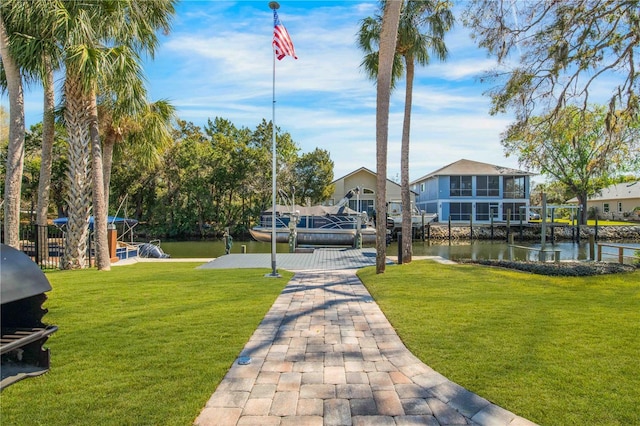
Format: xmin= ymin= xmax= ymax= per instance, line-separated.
xmin=450 ymin=202 xmax=472 ymax=220
xmin=618 ymin=202 xmax=623 ymax=212
xmin=349 ymin=199 xmax=374 ymax=215
xmin=421 ymin=183 xmax=425 ymax=192
xmin=603 ymin=203 xmax=610 ymax=213
xmin=503 ymin=176 xmax=525 ymax=198
xmin=450 ymin=176 xmax=472 ymax=197
xmin=476 ymin=203 xmax=490 ymax=221
xmin=476 ymin=176 xmax=499 ymax=197
xmin=502 ymin=202 xmax=526 ymax=221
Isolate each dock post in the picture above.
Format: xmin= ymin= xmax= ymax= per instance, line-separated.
xmin=354 ymin=214 xmax=363 ymax=249
xmin=490 ymin=215 xmax=494 ymax=240
xmin=597 ymin=244 xmax=602 ymax=261
xmin=519 ymin=212 xmax=523 ymax=242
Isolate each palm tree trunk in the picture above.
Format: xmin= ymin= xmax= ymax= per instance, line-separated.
xmin=89 ymin=92 xmax=110 ymax=270
xmin=401 ymin=56 xmax=414 ymax=263
xmin=62 ymin=73 xmax=92 ymax=269
xmin=102 ymin=134 xmax=116 ymax=220
xmin=0 ymin=14 xmax=25 ymax=248
xmin=36 ymin=58 xmax=55 ymax=228
xmin=375 ymin=0 xmax=402 ymax=274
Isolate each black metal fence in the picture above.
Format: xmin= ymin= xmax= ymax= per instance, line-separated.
xmin=0 ymin=224 xmax=92 ymax=270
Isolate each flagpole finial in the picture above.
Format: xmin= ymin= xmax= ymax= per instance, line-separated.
xmin=269 ymin=2 xmax=280 ymax=10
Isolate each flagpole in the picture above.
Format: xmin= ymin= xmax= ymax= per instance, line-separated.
xmin=268 ymin=1 xmax=280 ymax=277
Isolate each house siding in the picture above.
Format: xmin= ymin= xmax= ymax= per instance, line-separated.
xmin=325 ymin=167 xmax=415 ymax=216
xmin=412 ymin=160 xmax=534 ymax=223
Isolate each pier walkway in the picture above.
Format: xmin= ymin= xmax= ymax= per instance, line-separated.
xmin=195 ymin=249 xmax=536 ymax=426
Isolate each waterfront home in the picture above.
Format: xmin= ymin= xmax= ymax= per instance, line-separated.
xmin=410 ymin=159 xmax=536 ymax=223
xmin=325 ymin=167 xmax=416 ymax=216
xmin=567 ymin=181 xmax=640 ymax=221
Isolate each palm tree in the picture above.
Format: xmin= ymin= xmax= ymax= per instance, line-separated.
xmin=1 ymin=1 xmax=62 ymax=253
xmin=55 ymin=0 xmax=175 ymax=269
xmin=374 ymin=0 xmax=402 ymax=273
xmin=359 ymin=0 xmax=453 ymax=264
xmin=0 ymin=7 xmax=26 ymax=248
xmin=101 ymin=99 xmax=176 ymax=217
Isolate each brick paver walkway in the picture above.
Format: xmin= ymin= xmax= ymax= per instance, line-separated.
xmin=194 ymin=267 xmax=537 ymax=426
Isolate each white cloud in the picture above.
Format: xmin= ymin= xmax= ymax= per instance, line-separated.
xmin=19 ymin=0 xmax=524 ymax=183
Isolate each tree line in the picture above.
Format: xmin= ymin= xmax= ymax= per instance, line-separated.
xmin=0 ymin=109 xmax=335 ymax=239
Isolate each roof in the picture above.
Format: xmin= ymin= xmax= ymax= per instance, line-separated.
xmin=410 ymin=159 xmax=535 ymax=185
xmin=567 ymin=181 xmax=640 ymax=203
xmin=332 ymin=167 xmax=400 ymax=188
xmin=331 ymin=166 xmax=417 ymax=194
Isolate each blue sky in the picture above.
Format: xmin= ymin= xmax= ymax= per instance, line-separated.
xmin=18 ymin=0 xmax=522 ymax=182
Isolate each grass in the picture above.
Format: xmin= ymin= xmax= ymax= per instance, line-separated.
xmin=1 ymin=264 xmax=291 ymax=426
xmin=529 ymin=218 xmax=633 ymax=226
xmin=358 ymin=261 xmax=640 ymax=426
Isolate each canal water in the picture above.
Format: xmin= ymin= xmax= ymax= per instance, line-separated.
xmin=159 ymin=239 xmax=638 ymax=263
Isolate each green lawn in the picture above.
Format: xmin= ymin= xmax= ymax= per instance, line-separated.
xmin=358 ymin=261 xmax=640 ymax=426
xmin=1 ymin=264 xmax=290 ymax=426
xmin=529 ymin=218 xmax=633 ymax=226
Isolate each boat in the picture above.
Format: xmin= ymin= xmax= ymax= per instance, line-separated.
xmin=52 ymin=216 xmax=170 ymax=260
xmin=250 ymin=204 xmax=376 ymax=246
xmin=386 ymin=201 xmax=438 ymax=235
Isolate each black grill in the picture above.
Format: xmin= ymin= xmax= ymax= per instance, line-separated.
xmin=1 ymin=243 xmax=58 ymax=390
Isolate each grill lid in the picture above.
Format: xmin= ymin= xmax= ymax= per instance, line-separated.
xmin=1 ymin=244 xmax=52 ymax=304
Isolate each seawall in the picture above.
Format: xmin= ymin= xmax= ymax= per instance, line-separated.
xmin=422 ymin=223 xmax=640 ymax=241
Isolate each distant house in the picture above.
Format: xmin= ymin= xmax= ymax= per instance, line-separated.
xmin=325 ymin=167 xmax=415 ymax=216
xmin=410 ymin=159 xmax=536 ymax=222
xmin=567 ymin=181 xmax=640 ymax=220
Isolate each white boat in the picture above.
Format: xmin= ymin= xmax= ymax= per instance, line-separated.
xmin=386 ymin=201 xmax=438 ymax=234
xmin=250 ymin=204 xmax=376 ymax=246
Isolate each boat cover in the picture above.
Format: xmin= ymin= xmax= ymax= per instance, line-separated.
xmin=263 ymin=204 xmax=359 ymax=216
xmin=53 ymin=216 xmax=138 ymax=230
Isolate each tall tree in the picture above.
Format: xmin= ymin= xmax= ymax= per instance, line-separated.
xmin=503 ymin=105 xmax=640 ymax=223
xmin=463 ymin=0 xmax=639 ymax=130
xmin=101 ymin=99 xmax=176 ymax=217
xmin=359 ymin=0 xmax=453 ymax=263
xmin=1 ymin=0 xmax=63 ymax=250
xmin=375 ymin=0 xmax=402 ymax=273
xmin=0 ymin=9 xmax=25 ymax=248
xmin=293 ymin=148 xmax=335 ymax=205
xmin=55 ymin=0 xmax=175 ymax=269
xmin=248 ymin=119 xmax=299 ymax=213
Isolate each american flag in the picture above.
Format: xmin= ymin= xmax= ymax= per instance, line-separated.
xmin=273 ymin=10 xmax=297 ymax=60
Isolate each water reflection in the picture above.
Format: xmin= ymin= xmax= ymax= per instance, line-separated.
xmin=402 ymin=240 xmax=638 ymax=263
xmin=160 ymin=239 xmax=638 ymax=264
xmin=407 ymin=241 xmax=591 ymax=262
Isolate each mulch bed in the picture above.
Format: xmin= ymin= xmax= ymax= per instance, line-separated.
xmin=459 ymin=259 xmax=637 ymax=276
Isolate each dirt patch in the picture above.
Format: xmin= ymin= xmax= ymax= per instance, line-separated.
xmin=459 ymin=259 xmax=637 ymax=276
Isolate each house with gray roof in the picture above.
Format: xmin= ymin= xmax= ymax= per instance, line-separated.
xmin=410 ymin=159 xmax=536 ymax=223
xmin=567 ymin=181 xmax=640 ymax=220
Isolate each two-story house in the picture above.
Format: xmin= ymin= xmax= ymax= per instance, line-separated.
xmin=325 ymin=167 xmax=416 ymax=216
xmin=410 ymin=159 xmax=535 ymax=223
